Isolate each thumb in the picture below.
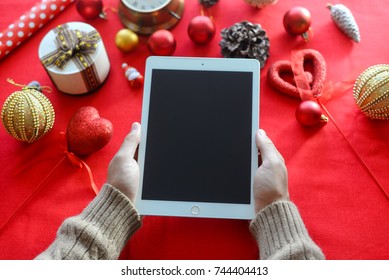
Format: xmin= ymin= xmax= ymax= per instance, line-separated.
xmin=119 ymin=122 xmax=141 ymax=158
xmin=256 ymin=129 xmax=283 ymax=163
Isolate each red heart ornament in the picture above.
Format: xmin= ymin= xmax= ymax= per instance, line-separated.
xmin=67 ymin=106 xmax=113 ymax=156
xmin=267 ymin=49 xmax=327 ymax=100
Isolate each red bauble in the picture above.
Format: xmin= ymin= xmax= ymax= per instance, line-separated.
xmin=283 ymin=7 xmax=311 ymax=36
xmin=76 ymin=0 xmax=104 ymax=20
xmin=67 ymin=106 xmax=113 ymax=156
xmin=188 ymin=15 xmax=216 ymax=44
xmin=296 ymin=101 xmax=327 ymax=126
xmin=148 ymin=30 xmax=176 ymax=56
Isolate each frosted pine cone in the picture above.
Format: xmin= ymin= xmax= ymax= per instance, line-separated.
xmin=219 ymin=21 xmax=270 ymax=68
xmin=199 ymin=0 xmax=218 ymax=8
xmin=327 ymin=4 xmax=360 ymax=43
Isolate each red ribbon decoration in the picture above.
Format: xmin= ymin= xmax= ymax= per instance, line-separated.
xmin=67 ymin=152 xmax=99 ymax=195
xmin=289 ymin=50 xmax=388 ymax=200
xmin=0 ymin=132 xmax=98 ymax=235
xmin=290 ymin=49 xmax=327 ymax=101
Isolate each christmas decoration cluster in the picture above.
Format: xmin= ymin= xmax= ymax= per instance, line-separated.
xmin=0 ymin=0 xmax=384 ymax=146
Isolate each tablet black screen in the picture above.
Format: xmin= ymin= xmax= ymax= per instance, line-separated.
xmin=142 ymin=69 xmax=253 ymax=204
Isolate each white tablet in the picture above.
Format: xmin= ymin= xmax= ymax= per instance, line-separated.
xmin=136 ymin=56 xmax=260 ymax=220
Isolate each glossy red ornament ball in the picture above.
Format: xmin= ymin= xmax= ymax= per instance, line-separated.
xmin=188 ymin=15 xmax=216 ymax=44
xmin=296 ymin=101 xmax=327 ymax=126
xmin=148 ymin=30 xmax=176 ymax=56
xmin=283 ymin=6 xmax=312 ymax=36
xmin=76 ymin=0 xmax=104 ymax=20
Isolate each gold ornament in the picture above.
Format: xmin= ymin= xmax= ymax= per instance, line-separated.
xmin=1 ymin=80 xmax=55 ymax=143
xmin=353 ymin=64 xmax=389 ymax=120
xmin=115 ymin=28 xmax=139 ymax=52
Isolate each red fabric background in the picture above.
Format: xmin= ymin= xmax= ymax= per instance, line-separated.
xmin=0 ymin=0 xmax=388 ymax=260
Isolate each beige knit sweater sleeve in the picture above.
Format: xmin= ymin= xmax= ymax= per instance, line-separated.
xmin=250 ymin=201 xmax=325 ymax=260
xmin=36 ymin=184 xmax=323 ymax=260
xmin=35 ymin=184 xmax=142 ymax=260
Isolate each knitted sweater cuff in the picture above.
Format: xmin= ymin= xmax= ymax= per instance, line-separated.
xmin=249 ymin=201 xmax=324 ymax=260
xmin=78 ymin=183 xmax=142 ymax=257
xmin=36 ymin=183 xmax=142 ymax=260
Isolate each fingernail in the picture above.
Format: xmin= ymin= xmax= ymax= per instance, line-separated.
xmin=131 ymin=122 xmax=139 ymax=132
xmin=258 ymin=129 xmax=266 ymax=136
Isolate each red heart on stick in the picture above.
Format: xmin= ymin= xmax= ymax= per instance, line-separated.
xmin=267 ymin=49 xmax=327 ymax=100
xmin=67 ymin=106 xmax=113 ymax=156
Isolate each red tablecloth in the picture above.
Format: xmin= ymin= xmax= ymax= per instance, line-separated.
xmin=0 ymin=0 xmax=388 ymax=260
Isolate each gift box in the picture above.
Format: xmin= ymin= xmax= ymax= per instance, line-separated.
xmin=38 ymin=22 xmax=110 ymax=95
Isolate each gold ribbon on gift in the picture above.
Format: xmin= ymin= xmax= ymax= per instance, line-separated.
xmin=41 ymin=24 xmax=102 ymax=92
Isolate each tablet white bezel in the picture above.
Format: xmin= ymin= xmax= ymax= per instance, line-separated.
xmin=136 ymin=56 xmax=260 ymax=220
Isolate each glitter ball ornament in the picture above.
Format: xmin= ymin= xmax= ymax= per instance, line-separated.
xmin=245 ymin=0 xmax=278 ymax=8
xmin=148 ymin=30 xmax=176 ymax=56
xmin=115 ymin=29 xmax=139 ymax=52
xmin=188 ymin=15 xmax=216 ymax=44
xmin=219 ymin=21 xmax=270 ymax=68
xmin=1 ymin=87 xmax=55 ymax=143
xmin=76 ymin=0 xmax=105 ymax=20
xmin=353 ymin=64 xmax=389 ymax=120
xmin=327 ymin=3 xmax=360 ymax=43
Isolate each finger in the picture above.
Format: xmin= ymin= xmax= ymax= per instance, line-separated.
xmin=118 ymin=122 xmax=141 ymax=158
xmin=256 ymin=129 xmax=284 ymax=163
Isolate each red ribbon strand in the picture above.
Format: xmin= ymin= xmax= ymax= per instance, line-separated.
xmin=0 ymin=134 xmax=98 ymax=235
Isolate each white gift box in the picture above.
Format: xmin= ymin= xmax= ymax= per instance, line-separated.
xmin=38 ymin=22 xmax=110 ymax=95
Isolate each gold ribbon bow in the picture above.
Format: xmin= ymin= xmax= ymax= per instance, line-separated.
xmin=41 ymin=24 xmax=101 ymax=69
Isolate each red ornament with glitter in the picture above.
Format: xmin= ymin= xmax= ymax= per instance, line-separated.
xmin=148 ymin=30 xmax=176 ymax=56
xmin=122 ymin=63 xmax=144 ymax=89
xmin=67 ymin=106 xmax=113 ymax=156
xmin=283 ymin=7 xmax=312 ymax=42
xmin=188 ymin=15 xmax=215 ymax=44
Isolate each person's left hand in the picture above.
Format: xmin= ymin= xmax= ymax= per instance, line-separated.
xmin=106 ymin=122 xmax=141 ymax=202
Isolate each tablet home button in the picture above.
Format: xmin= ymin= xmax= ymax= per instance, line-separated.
xmin=191 ymin=206 xmax=200 ymax=215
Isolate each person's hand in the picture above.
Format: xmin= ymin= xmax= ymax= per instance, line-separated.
xmin=106 ymin=122 xmax=141 ymax=203
xmin=254 ymin=129 xmax=289 ymax=213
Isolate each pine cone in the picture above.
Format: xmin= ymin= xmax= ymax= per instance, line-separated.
xmin=219 ymin=21 xmax=270 ymax=68
xmin=327 ymin=4 xmax=360 ymax=43
xmin=199 ymin=0 xmax=218 ymax=8
xmin=245 ymin=0 xmax=278 ymax=8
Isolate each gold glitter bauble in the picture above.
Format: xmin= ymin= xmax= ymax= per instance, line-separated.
xmin=1 ymin=88 xmax=55 ymax=143
xmin=353 ymin=64 xmax=389 ymax=120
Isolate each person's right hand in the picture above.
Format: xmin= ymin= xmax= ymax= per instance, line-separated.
xmin=254 ymin=129 xmax=289 ymax=213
